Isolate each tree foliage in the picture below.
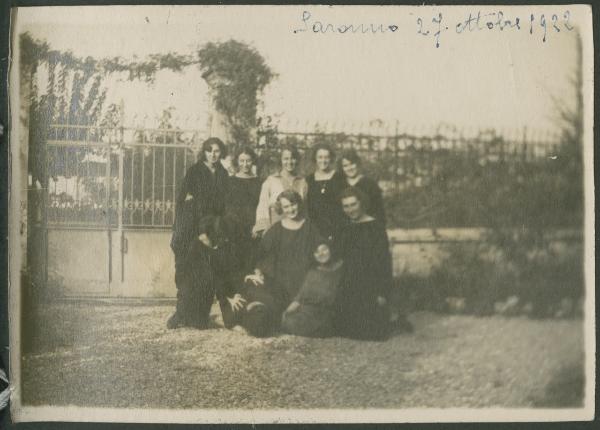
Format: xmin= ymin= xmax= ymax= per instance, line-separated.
xmin=21 ymin=33 xmax=275 ymax=146
xmin=197 ymin=40 xmax=275 ymax=145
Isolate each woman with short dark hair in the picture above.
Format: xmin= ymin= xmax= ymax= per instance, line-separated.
xmin=306 ymin=143 xmax=346 ymax=241
xmin=168 ymin=137 xmax=230 ymax=329
xmin=281 ymin=240 xmax=343 ymax=338
xmin=339 ymin=149 xmax=386 ymax=225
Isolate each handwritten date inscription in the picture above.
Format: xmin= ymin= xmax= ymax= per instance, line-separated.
xmin=294 ymin=10 xmax=574 ymax=48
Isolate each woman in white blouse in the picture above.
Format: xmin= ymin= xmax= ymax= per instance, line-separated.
xmin=252 ymin=145 xmax=307 ymax=237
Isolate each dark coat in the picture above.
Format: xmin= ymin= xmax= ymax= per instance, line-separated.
xmin=171 ymin=161 xmax=229 ymax=260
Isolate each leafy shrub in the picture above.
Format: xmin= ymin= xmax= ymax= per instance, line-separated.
xmin=404 ymin=235 xmax=584 ymax=319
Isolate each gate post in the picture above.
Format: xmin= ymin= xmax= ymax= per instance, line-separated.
xmin=118 ymin=132 xmax=125 ymax=285
xmin=23 ymin=94 xmax=48 ymax=352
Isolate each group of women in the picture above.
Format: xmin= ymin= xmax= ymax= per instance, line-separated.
xmin=168 ymin=137 xmax=406 ymax=341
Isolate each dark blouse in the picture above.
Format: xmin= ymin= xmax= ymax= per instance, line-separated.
xmin=225 ymin=176 xmax=261 ymax=231
xmin=306 ymin=171 xmax=346 ymax=240
xmin=348 ymin=176 xmax=386 ymax=225
xmin=295 ymin=262 xmax=343 ymax=308
xmin=282 ymin=261 xmax=343 ymax=337
xmin=225 ymin=176 xmax=262 ymax=278
xmin=256 ymin=219 xmax=323 ymax=306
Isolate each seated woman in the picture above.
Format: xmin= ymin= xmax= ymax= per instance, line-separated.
xmin=281 ymin=241 xmax=343 ymax=338
xmin=334 ymin=187 xmax=393 ymax=341
xmin=246 ymin=189 xmax=323 ymax=322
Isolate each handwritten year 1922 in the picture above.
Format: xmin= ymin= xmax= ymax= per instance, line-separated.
xmin=418 ymin=10 xmax=574 ymax=48
xmin=293 ymin=10 xmax=574 ymax=48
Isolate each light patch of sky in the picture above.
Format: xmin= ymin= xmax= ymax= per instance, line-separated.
xmin=17 ymin=5 xmax=579 ymax=137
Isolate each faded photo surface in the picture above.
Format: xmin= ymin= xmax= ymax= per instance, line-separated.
xmin=8 ymin=4 xmax=594 ymax=423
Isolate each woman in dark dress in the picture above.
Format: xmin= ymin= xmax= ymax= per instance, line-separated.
xmin=306 ymin=143 xmax=346 ymax=241
xmin=225 ymin=147 xmax=262 ymax=277
xmin=334 ymin=187 xmax=393 ymax=341
xmin=168 ymin=137 xmax=231 ymax=329
xmin=246 ymin=190 xmax=323 ymax=320
xmin=339 ymin=149 xmax=386 ymax=225
xmin=282 ymin=241 xmax=343 ymax=338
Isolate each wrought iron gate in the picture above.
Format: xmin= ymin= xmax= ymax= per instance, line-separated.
xmin=41 ymin=124 xmax=205 ymax=295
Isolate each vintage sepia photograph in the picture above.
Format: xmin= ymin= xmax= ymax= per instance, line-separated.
xmin=7 ymin=4 xmax=595 ymax=424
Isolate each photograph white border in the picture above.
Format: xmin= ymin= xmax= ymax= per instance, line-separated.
xmin=7 ymin=4 xmax=595 ymax=423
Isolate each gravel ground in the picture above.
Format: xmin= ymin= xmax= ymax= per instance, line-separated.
xmin=21 ymin=302 xmax=585 ymax=409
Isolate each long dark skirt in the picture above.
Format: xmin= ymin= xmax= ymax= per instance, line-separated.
xmin=334 ymin=299 xmax=391 ymax=341
xmin=172 ymin=240 xmax=233 ymax=329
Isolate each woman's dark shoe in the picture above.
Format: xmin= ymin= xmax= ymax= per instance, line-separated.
xmin=166 ymin=312 xmax=184 ymax=329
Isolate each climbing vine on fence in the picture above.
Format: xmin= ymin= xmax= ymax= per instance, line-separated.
xmin=21 ymin=32 xmax=275 ymax=148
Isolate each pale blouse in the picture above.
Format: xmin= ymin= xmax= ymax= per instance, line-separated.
xmin=253 ymin=172 xmax=308 ymax=233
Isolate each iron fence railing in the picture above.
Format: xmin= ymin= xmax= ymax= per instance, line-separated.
xmin=256 ymin=128 xmax=562 ymax=195
xmin=47 ymin=124 xmax=204 ymax=229
xmin=46 ymin=123 xmax=566 ymax=229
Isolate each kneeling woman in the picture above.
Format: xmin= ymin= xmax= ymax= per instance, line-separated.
xmin=335 ymin=187 xmax=393 ymax=341
xmin=281 ymin=241 xmax=343 ymax=338
xmin=168 ymin=215 xmax=241 ymax=329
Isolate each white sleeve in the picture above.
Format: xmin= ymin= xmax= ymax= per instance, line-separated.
xmin=253 ymin=177 xmax=273 ymax=233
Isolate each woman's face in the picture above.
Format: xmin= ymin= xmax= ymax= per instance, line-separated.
xmin=205 ymin=144 xmax=222 ymax=165
xmin=237 ymin=153 xmax=254 ymax=175
xmin=280 ymin=197 xmax=300 ymax=220
xmin=342 ymin=195 xmax=363 ymax=221
xmin=313 ymin=244 xmax=331 ymax=265
xmin=281 ymin=150 xmax=298 ymax=174
xmin=315 ymin=149 xmax=332 ymax=172
xmin=341 ymin=158 xmax=359 ymax=179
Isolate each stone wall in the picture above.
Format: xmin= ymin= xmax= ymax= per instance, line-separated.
xmin=46 ymin=228 xmax=581 ymax=298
